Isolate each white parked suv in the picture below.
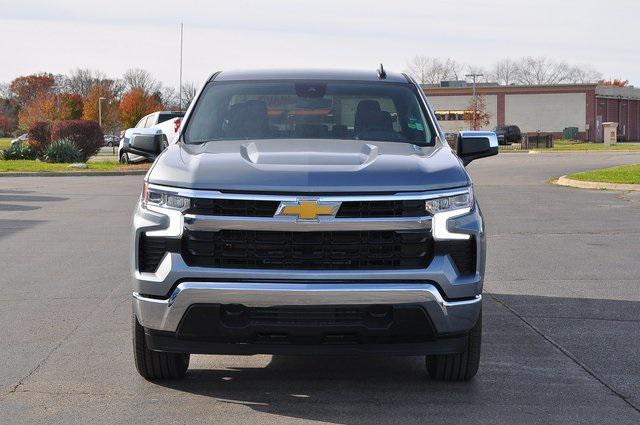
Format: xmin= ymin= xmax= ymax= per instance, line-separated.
xmin=119 ymin=111 xmax=184 ymax=163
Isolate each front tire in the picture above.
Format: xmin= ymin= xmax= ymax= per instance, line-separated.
xmin=119 ymin=152 xmax=130 ymax=164
xmin=133 ymin=314 xmax=189 ymax=380
xmin=426 ymin=309 xmax=481 ymax=381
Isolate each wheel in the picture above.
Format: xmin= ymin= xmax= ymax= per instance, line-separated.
xmin=107 ymin=142 xmax=114 ymax=147
xmin=120 ymin=152 xmax=130 ymax=164
xmin=133 ymin=314 xmax=189 ymax=380
xmin=426 ymin=309 xmax=481 ymax=381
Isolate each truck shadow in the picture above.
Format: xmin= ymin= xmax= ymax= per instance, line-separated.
xmin=154 ymin=293 xmax=640 ymax=424
xmin=161 ymin=355 xmax=479 ymax=424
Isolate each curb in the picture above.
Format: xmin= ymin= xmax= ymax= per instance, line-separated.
xmin=0 ymin=170 xmax=148 ymax=177
xmin=555 ymin=175 xmax=640 ymax=191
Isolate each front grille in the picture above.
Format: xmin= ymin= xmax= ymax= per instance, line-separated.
xmin=337 ymin=200 xmax=426 ymax=218
xmin=187 ymin=198 xmax=279 ymax=217
xmin=230 ymin=305 xmax=392 ymax=327
xmin=182 ymin=229 xmax=434 ymax=270
xmin=185 ymin=198 xmax=426 ymax=218
xmin=435 ymin=238 xmax=476 ymax=275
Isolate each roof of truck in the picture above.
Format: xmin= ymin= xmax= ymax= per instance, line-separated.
xmin=212 ymin=68 xmax=409 ymax=83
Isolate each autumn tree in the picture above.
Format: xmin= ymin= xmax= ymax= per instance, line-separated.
xmin=60 ymin=94 xmax=83 ymax=120
xmin=118 ymin=88 xmax=162 ymax=129
xmin=17 ymin=92 xmax=84 ymax=130
xmin=464 ymin=94 xmax=491 ymax=131
xmin=83 ymin=83 xmax=120 ymax=133
xmin=0 ymin=114 xmax=14 ymax=136
xmin=17 ymin=92 xmax=58 ymax=130
xmin=10 ymin=73 xmax=56 ymax=108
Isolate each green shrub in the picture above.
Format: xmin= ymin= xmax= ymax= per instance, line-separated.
xmin=51 ymin=120 xmax=103 ymax=161
xmin=42 ymin=139 xmax=84 ymax=163
xmin=2 ymin=143 xmax=37 ymax=160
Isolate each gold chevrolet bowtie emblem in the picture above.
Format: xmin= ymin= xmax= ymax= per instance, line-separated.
xmin=277 ymin=201 xmax=340 ymax=220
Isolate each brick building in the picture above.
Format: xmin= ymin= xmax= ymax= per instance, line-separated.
xmin=424 ymin=83 xmax=640 ymax=142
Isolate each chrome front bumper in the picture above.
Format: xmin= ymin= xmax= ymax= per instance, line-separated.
xmin=133 ymin=281 xmax=482 ymax=335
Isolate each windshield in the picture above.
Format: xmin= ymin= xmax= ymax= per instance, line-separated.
xmin=184 ymin=81 xmax=434 ymax=145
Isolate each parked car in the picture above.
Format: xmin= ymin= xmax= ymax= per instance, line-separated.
xmin=493 ymin=125 xmax=521 ymax=145
xmin=127 ymin=68 xmax=498 ymax=382
xmin=118 ymin=111 xmax=184 ymax=163
xmin=10 ymin=133 xmax=29 ymax=148
xmin=103 ymin=135 xmax=119 ymax=147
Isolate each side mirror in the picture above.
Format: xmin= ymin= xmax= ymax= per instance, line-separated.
xmin=456 ymin=131 xmax=499 ymax=166
xmin=122 ymin=129 xmax=167 ymax=160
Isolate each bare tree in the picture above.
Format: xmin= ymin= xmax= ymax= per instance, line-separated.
xmin=405 ymin=56 xmax=463 ymax=85
xmin=180 ymin=81 xmax=199 ymax=108
xmin=566 ymin=66 xmax=602 ymax=84
xmin=123 ymin=68 xmax=161 ymax=95
xmin=0 ymin=82 xmax=10 ymax=99
xmin=515 ymin=57 xmax=572 ymax=85
xmin=159 ymin=87 xmax=179 ymax=110
xmin=491 ymin=58 xmax=519 ymax=85
xmin=64 ymin=69 xmax=98 ymax=97
xmin=464 ymin=65 xmax=491 ymax=83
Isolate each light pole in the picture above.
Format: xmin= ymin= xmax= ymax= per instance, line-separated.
xmin=98 ymin=97 xmax=106 ymax=128
xmin=465 ymin=73 xmax=483 ymax=130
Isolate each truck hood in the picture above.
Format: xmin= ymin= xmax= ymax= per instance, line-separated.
xmin=147 ymin=139 xmax=469 ymax=193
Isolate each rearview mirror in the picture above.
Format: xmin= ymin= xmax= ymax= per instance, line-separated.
xmin=121 ymin=129 xmax=167 ymax=161
xmin=456 ymin=131 xmax=499 ymax=166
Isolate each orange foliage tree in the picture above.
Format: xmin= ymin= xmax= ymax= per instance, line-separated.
xmin=83 ymin=84 xmax=120 ymax=133
xmin=17 ymin=92 xmax=58 ymax=130
xmin=18 ymin=92 xmax=85 ymax=130
xmin=118 ymin=88 xmax=162 ymax=129
xmin=10 ymin=73 xmax=56 ymax=108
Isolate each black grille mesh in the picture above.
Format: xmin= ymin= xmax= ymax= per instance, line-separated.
xmin=182 ymin=229 xmax=434 ymax=270
xmin=436 ymin=238 xmax=476 ymax=275
xmin=186 ymin=198 xmax=426 ymax=218
xmin=187 ymin=198 xmax=279 ymax=217
xmin=138 ymin=235 xmax=167 ymax=273
xmin=336 ymin=200 xmax=426 ymax=218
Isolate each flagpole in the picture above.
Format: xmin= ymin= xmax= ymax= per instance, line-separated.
xmin=178 ymin=22 xmax=184 ymax=110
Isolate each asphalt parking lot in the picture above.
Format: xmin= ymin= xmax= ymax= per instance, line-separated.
xmin=1 ymin=152 xmax=639 ymax=424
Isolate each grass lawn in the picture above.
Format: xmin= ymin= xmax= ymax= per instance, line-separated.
xmin=567 ymin=163 xmax=640 ymax=185
xmin=0 ymin=160 xmax=150 ymax=173
xmin=539 ymin=140 xmax=640 ymax=152
xmin=0 ymin=138 xmax=12 ymax=150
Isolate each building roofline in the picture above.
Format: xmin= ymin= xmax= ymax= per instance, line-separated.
xmin=423 ymin=83 xmax=598 ymax=96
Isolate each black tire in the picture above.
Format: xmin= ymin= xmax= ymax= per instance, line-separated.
xmin=426 ymin=310 xmax=481 ymax=381
xmin=133 ymin=314 xmax=189 ymax=380
xmin=120 ymin=152 xmax=130 ymax=164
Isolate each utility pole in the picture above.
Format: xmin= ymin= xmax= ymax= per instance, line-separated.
xmin=178 ymin=22 xmax=184 ymax=111
xmin=98 ymin=97 xmax=106 ymax=128
xmin=465 ymin=73 xmax=483 ymax=130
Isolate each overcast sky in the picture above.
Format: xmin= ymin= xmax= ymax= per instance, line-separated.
xmin=1 ymin=0 xmax=637 ymax=88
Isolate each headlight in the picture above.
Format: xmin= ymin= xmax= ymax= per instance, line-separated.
xmin=425 ymin=188 xmax=473 ymax=214
xmin=142 ymin=182 xmax=190 ymax=211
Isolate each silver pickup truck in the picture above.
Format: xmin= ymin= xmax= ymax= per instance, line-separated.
xmin=127 ymin=68 xmax=498 ymax=381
